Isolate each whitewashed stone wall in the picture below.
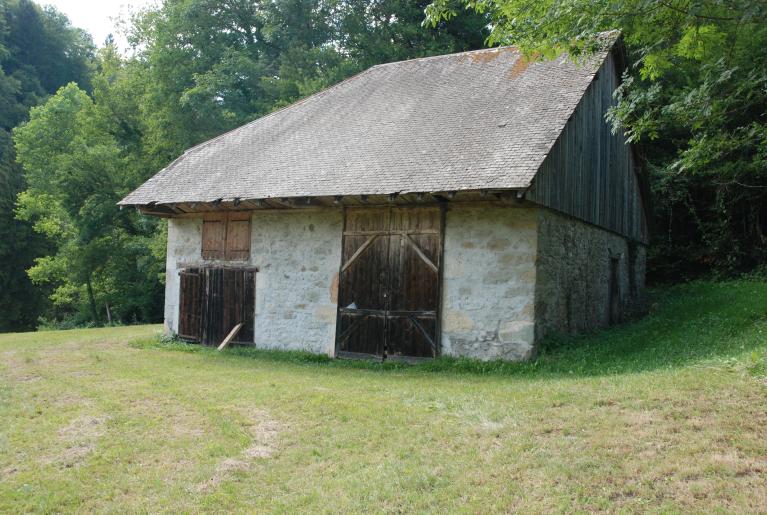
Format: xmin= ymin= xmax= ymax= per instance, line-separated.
xmin=164 ymin=210 xmax=343 ymax=355
xmin=163 ymin=204 xmax=644 ymax=361
xmin=440 ymin=205 xmax=538 ymax=361
xmin=249 ymin=210 xmax=342 ymax=354
xmin=164 ymin=217 xmax=202 ymax=334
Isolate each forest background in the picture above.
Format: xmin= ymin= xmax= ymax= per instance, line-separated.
xmin=1 ymin=0 xmax=764 ymax=331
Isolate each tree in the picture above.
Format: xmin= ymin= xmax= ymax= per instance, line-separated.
xmin=0 ymin=0 xmax=94 ymax=331
xmin=13 ymin=81 xmax=165 ymax=326
xmin=426 ymin=0 xmax=767 ymax=279
xmin=340 ymin=0 xmax=488 ymax=68
xmin=2 ymin=0 xmax=487 ymax=331
xmin=127 ymin=0 xmax=489 ymax=168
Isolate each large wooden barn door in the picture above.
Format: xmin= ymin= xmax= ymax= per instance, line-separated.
xmin=336 ymin=207 xmax=443 ymax=360
xmin=178 ymin=267 xmax=256 ymax=346
xmin=385 ymin=208 xmax=442 ymax=359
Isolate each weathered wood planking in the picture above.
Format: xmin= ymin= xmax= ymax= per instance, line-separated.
xmin=201 ymin=212 xmax=252 ymax=260
xmin=201 ymin=219 xmax=226 ymax=259
xmin=225 ymin=212 xmax=251 ymax=260
xmin=178 ymin=267 xmax=256 ymax=345
xmin=527 ymin=52 xmax=648 ymax=244
xmin=386 ymin=207 xmax=441 ymax=359
xmin=178 ymin=268 xmax=203 ymax=339
xmin=338 ymin=208 xmax=390 ymax=357
xmin=336 ymin=207 xmax=442 ymax=359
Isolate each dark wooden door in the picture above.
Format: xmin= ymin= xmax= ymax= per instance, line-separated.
xmin=336 ymin=207 xmax=443 ymax=359
xmin=178 ymin=268 xmax=203 ymax=340
xmin=178 ymin=267 xmax=256 ymax=345
xmin=385 ymin=208 xmax=442 ymax=359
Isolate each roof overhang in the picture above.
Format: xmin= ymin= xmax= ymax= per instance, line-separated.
xmin=124 ymin=188 xmax=530 ymax=218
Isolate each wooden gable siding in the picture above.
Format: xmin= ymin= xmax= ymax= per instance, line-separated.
xmin=527 ymin=52 xmax=649 ymax=244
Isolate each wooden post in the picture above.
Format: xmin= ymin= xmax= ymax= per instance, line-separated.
xmin=217 ymin=323 xmax=244 ymax=351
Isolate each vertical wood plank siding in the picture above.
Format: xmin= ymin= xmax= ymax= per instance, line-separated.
xmin=178 ymin=268 xmax=203 ymax=339
xmin=337 ymin=207 xmax=442 ymax=359
xmin=527 ymin=52 xmax=648 ymax=244
xmin=178 ymin=267 xmax=256 ymax=345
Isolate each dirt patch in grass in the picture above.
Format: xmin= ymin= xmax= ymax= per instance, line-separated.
xmin=667 ymin=451 xmax=767 ymax=509
xmin=0 ymin=352 xmax=30 ymax=381
xmin=45 ymin=415 xmax=109 ymax=468
xmin=197 ymin=409 xmax=282 ymax=491
xmin=125 ymin=395 xmax=209 ymax=439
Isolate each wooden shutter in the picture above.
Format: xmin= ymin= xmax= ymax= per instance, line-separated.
xmin=202 ymin=213 xmax=250 ymax=261
xmin=202 ymin=215 xmax=226 ymax=259
xmin=225 ymin=213 xmax=251 ymax=260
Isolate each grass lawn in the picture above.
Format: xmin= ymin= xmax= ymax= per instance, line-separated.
xmin=1 ymin=281 xmax=766 ymax=513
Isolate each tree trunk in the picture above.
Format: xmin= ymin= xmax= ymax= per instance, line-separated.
xmin=86 ymin=274 xmax=99 ymax=325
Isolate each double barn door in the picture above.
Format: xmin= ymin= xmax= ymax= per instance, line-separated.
xmin=178 ymin=267 xmax=256 ymax=345
xmin=336 ymin=207 xmax=444 ymax=360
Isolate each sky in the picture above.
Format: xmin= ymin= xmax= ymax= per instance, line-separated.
xmin=42 ymin=0 xmax=156 ymax=51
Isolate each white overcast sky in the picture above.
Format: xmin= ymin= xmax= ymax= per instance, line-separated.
xmin=42 ymin=0 xmax=156 ymax=51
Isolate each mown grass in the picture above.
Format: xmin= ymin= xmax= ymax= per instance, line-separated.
xmin=1 ymin=280 xmax=766 ymax=513
xmin=140 ymin=280 xmax=767 ymax=378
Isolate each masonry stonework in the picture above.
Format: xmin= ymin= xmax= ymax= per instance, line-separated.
xmin=164 ymin=217 xmax=202 ymax=334
xmin=534 ymin=208 xmax=646 ymax=341
xmin=164 ymin=210 xmax=342 ymax=355
xmin=164 ymin=204 xmax=645 ymax=361
xmin=441 ymin=205 xmax=538 ymax=361
xmin=249 ymin=210 xmax=342 ymax=354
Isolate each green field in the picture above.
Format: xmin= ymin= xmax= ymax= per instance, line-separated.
xmin=1 ymin=281 xmax=766 ymax=512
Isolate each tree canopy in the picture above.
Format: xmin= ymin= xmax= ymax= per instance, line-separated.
xmin=3 ymin=0 xmax=488 ymax=330
xmin=2 ymin=0 xmax=765 ymax=332
xmin=0 ymin=0 xmax=94 ymax=331
xmin=427 ymin=0 xmax=767 ymax=278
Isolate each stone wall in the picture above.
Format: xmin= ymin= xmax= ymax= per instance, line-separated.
xmin=249 ymin=210 xmax=342 ymax=354
xmin=164 ymin=217 xmax=202 ymax=335
xmin=440 ymin=205 xmax=538 ymax=361
xmin=164 ymin=204 xmax=645 ymax=361
xmin=534 ymin=208 xmax=646 ymax=341
xmin=164 ymin=209 xmax=342 ymax=355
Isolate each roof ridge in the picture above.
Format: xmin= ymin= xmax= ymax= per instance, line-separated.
xmin=367 ymin=30 xmax=621 ymax=70
xmin=370 ymin=45 xmax=516 ymax=69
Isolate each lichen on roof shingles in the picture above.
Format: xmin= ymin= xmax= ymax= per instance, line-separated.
xmin=120 ymin=41 xmax=614 ymax=206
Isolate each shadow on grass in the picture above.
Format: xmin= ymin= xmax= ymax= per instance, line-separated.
xmin=131 ymin=280 xmax=767 ymax=379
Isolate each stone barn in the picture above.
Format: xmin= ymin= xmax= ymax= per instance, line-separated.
xmin=120 ymin=36 xmax=648 ymax=361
